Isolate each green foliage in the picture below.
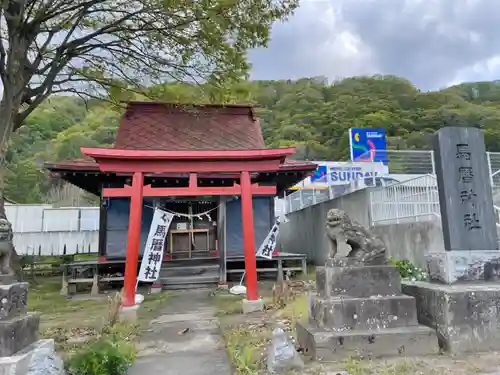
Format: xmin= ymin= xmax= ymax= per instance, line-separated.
xmin=19 ymin=255 xmax=34 ymax=269
xmin=9 ymin=76 xmax=500 ymax=205
xmin=388 ymin=257 xmax=427 ymax=281
xmin=66 ymin=338 xmax=136 ymax=375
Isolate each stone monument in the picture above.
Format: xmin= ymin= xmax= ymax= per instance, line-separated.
xmin=403 ymin=126 xmax=500 ymax=354
xmin=296 ymin=209 xmax=437 ymax=360
xmin=0 ymin=219 xmax=65 ymax=374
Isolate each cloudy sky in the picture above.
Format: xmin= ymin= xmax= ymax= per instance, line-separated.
xmin=249 ymin=0 xmax=500 ymax=91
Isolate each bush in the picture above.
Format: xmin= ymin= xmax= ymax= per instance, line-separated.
xmin=66 ymin=338 xmax=136 ymax=375
xmin=19 ymin=255 xmax=34 ymax=269
xmin=388 ymin=257 xmax=427 ymax=281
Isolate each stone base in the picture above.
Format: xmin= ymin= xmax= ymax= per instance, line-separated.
xmin=426 ymin=250 xmax=500 ymax=284
xmin=0 ymin=275 xmax=17 ymax=285
xmin=0 ymin=339 xmax=65 ymax=375
xmin=0 ymin=313 xmax=39 ymax=356
xmin=149 ymin=284 xmax=162 ymax=294
xmin=0 ymin=282 xmax=29 ymax=320
xmin=242 ymin=298 xmax=264 ymax=313
xmin=316 ymin=265 xmax=401 ymax=298
xmin=119 ymin=305 xmax=139 ymax=323
xmin=296 ymin=322 xmax=437 ymax=361
xmin=309 ymin=294 xmax=418 ymax=331
xmin=217 ymin=283 xmax=229 ymax=290
xmin=305 ymin=264 xmax=439 ymax=361
xmin=403 ymin=280 xmax=500 ymax=353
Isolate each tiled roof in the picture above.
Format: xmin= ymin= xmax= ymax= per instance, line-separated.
xmin=45 ymin=157 xmax=316 ymax=173
xmin=115 ymin=102 xmax=265 ymax=150
xmin=44 ymin=101 xmax=317 ymax=176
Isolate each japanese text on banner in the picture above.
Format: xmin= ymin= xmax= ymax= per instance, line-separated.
xmin=138 ymin=208 xmax=174 ymax=282
xmin=256 ymin=219 xmax=280 ymax=260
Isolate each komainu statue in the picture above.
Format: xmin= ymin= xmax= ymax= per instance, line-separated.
xmin=325 ymin=208 xmax=387 ymax=265
xmin=0 ymin=218 xmax=15 ymax=277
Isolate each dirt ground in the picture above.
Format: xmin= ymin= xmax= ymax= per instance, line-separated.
xmin=28 ymin=277 xmax=172 ymax=354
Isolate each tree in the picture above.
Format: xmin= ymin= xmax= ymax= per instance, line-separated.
xmin=0 ymin=0 xmax=298 ymax=271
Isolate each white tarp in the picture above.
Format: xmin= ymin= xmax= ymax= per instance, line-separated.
xmin=256 ymin=219 xmax=280 ymax=260
xmin=137 ymin=208 xmax=174 ymax=282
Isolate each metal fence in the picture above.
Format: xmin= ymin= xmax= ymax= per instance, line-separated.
xmin=281 ymin=182 xmax=363 ymax=214
xmin=355 ymin=150 xmax=436 ymax=175
xmin=369 ymin=174 xmax=440 ymax=225
xmin=369 ymin=174 xmax=500 ymax=228
xmin=278 ymin=150 xmax=500 ymax=216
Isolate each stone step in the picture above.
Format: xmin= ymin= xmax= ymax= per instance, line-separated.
xmin=296 ymin=322 xmax=438 ymax=361
xmin=160 ymin=273 xmax=219 ymax=290
xmin=309 ymin=295 xmax=418 ymax=331
xmin=161 ymin=282 xmax=219 ymax=290
xmin=159 ymin=264 xmax=220 ymax=277
xmin=316 ymin=265 xmax=401 ymax=298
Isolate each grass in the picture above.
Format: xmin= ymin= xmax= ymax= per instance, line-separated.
xmin=28 ymin=277 xmax=172 ymax=355
xmin=213 ymin=278 xmax=310 ymax=375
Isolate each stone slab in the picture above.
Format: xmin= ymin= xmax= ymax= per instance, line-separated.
xmin=316 ymin=265 xmax=401 ymax=298
xmin=0 ymin=282 xmax=28 ymax=321
xmin=426 ymin=250 xmax=500 ymax=284
xmin=0 ymin=313 xmax=40 ymax=357
xmin=119 ymin=305 xmax=139 ymax=323
xmin=296 ymin=321 xmax=438 ymax=361
xmin=242 ymin=298 xmax=264 ymax=313
xmin=309 ymin=295 xmax=418 ymax=331
xmin=403 ymin=280 xmax=500 ymax=354
xmin=433 ymin=127 xmax=498 ymax=251
xmin=0 ymin=339 xmax=65 ymax=375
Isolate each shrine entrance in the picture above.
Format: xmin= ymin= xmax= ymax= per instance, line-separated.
xmin=80 ymin=147 xmax=296 ymax=307
xmin=163 ymin=198 xmax=219 ymax=260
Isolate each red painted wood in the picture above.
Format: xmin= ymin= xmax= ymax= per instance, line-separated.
xmin=122 ymin=172 xmax=144 ymax=307
xmin=102 ymin=184 xmax=276 ymax=197
xmin=87 ymin=159 xmax=283 ymax=173
xmin=81 ymin=147 xmax=295 ymax=160
xmin=189 ymin=173 xmax=197 ymax=188
xmin=240 ymin=171 xmax=259 ymax=301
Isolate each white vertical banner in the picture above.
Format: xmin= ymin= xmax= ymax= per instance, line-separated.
xmin=138 ymin=208 xmax=174 ymax=282
xmin=256 ymin=218 xmax=281 ymax=260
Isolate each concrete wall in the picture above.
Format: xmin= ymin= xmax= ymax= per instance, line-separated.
xmin=279 ymin=188 xmax=446 ymax=267
xmin=372 ymin=219 xmax=445 ymax=268
xmin=279 ymin=189 xmax=372 ymax=265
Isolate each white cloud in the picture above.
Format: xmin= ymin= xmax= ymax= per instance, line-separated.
xmin=249 ymin=0 xmax=500 ymax=89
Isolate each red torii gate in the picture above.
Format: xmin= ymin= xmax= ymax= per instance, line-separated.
xmin=81 ymin=147 xmax=296 ymax=307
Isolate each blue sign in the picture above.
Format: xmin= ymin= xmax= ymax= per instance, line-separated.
xmin=311 ymin=165 xmax=327 ymax=183
xmin=349 ymin=128 xmax=388 ymax=164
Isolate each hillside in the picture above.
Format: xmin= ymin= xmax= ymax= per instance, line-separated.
xmin=8 ymin=75 xmax=500 ymax=204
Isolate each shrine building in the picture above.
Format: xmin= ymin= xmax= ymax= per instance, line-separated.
xmin=45 ymin=102 xmax=316 ymax=307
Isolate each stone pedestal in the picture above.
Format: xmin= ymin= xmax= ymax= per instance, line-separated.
xmin=403 ymin=126 xmax=500 ymax=354
xmin=403 ymin=281 xmax=500 ymax=354
xmin=0 ymin=339 xmax=65 ymax=375
xmin=0 ymin=283 xmax=40 ymax=357
xmin=426 ymin=250 xmax=500 ymax=284
xmin=0 ymin=282 xmax=64 ymax=375
xmin=297 ymin=265 xmax=438 ymax=360
xmin=406 ymin=250 xmax=500 ymax=353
